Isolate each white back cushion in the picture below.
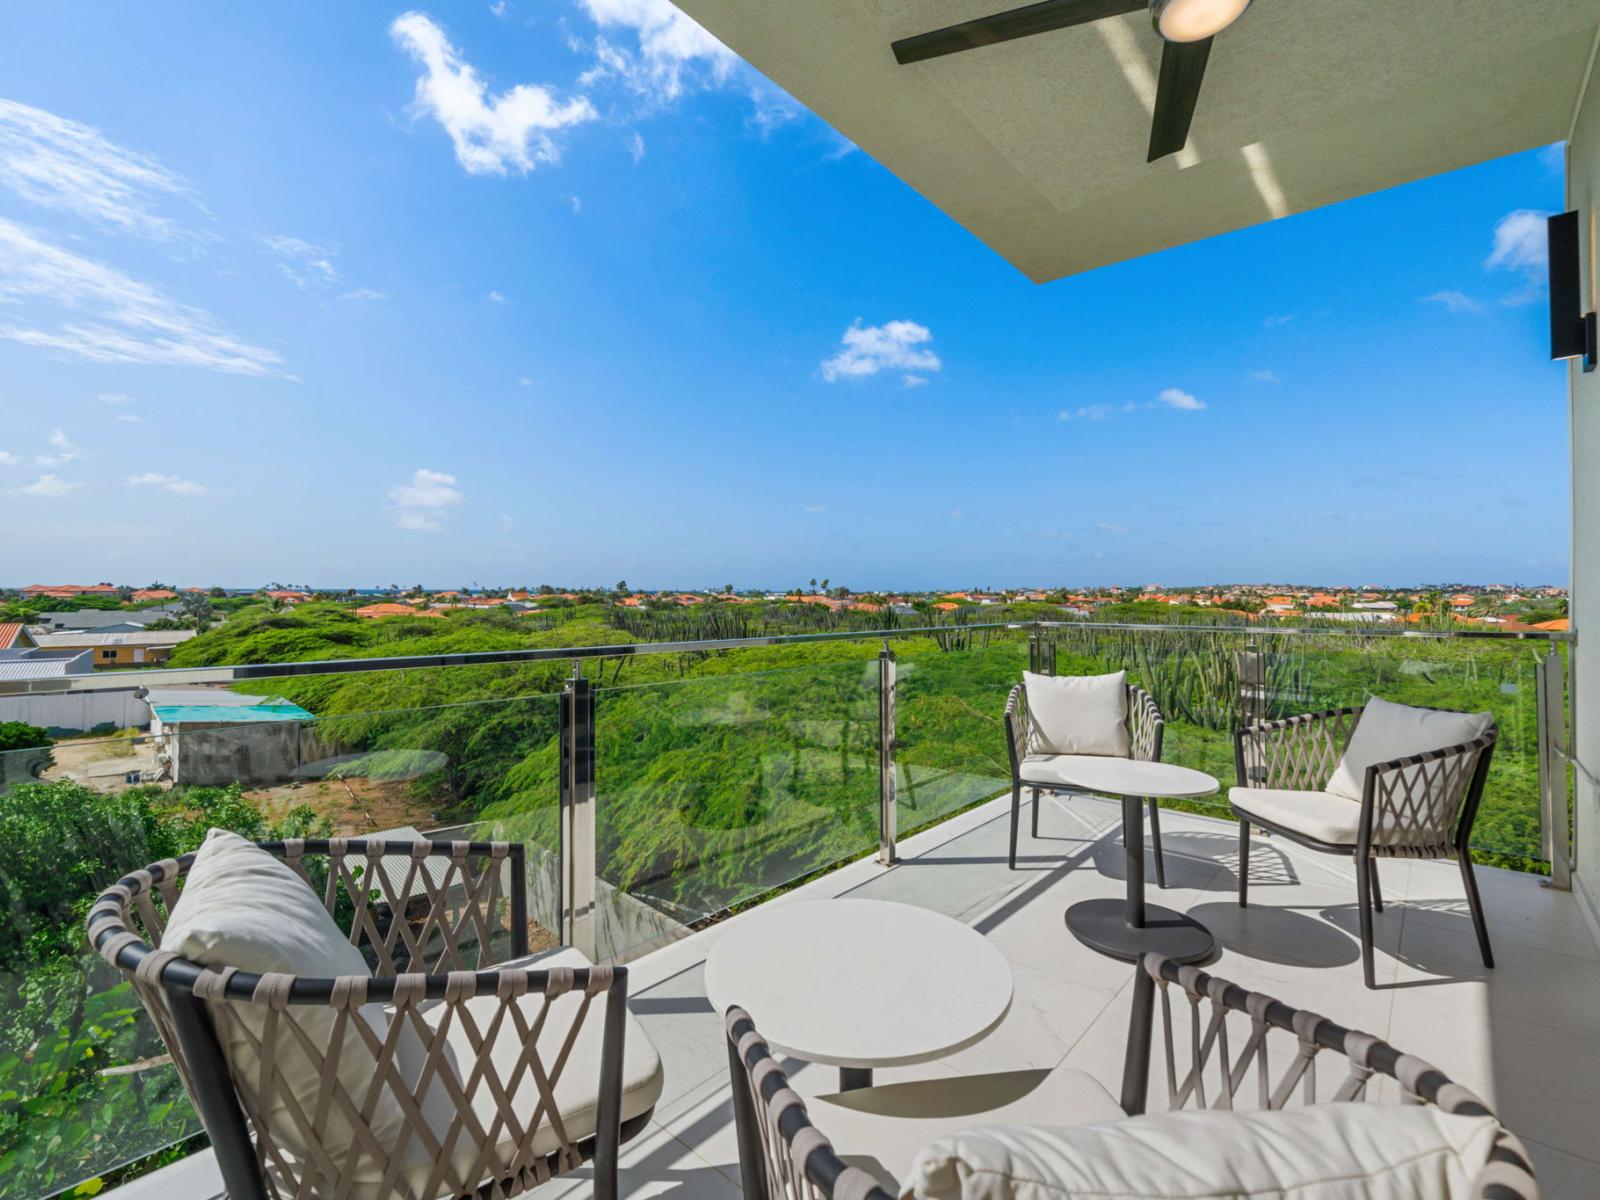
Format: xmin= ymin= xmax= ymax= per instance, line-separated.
xmin=1023 ymin=671 xmax=1130 ymax=757
xmin=1327 ymin=697 xmax=1493 ymax=801
xmin=161 ymin=830 xmax=401 ymax=1192
xmin=903 ymin=1103 xmax=1503 ymax=1200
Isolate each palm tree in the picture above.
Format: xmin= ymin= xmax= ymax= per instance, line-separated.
xmin=809 ymin=577 xmax=818 ymax=593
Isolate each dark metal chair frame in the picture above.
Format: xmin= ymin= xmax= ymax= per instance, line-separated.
xmin=1233 ymin=706 xmax=1499 ymax=988
xmin=87 ymin=837 xmax=649 ymax=1200
xmin=724 ymin=953 xmax=1538 ymax=1200
xmin=1004 ymin=680 xmax=1168 ymax=881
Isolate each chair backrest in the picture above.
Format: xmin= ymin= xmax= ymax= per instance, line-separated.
xmin=1005 ymin=679 xmax=1163 ymax=769
xmin=1124 ymin=953 xmax=1537 ymax=1198
xmin=723 ymin=956 xmax=1538 ymax=1200
xmin=724 ymin=1006 xmax=897 ymax=1200
xmin=87 ymin=838 xmax=629 ymax=1200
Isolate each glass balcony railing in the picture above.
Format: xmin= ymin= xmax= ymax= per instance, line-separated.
xmin=0 ymin=618 xmax=1569 ymax=1196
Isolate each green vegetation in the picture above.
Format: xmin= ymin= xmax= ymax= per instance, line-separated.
xmin=0 ymin=781 xmax=329 ymax=1198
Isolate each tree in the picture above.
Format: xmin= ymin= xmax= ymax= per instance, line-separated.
xmin=809 ymin=578 xmax=817 ymax=593
xmin=0 ymin=721 xmax=49 ymax=754
xmin=616 ymin=580 xmax=630 ymax=596
xmin=820 ymin=578 xmax=830 ymax=594
xmin=724 ymin=583 xmax=733 ymax=595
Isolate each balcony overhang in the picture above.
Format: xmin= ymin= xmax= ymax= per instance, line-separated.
xmin=675 ymin=0 xmax=1600 ymax=282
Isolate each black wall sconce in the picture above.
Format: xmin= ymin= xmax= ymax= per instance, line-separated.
xmin=1548 ymin=210 xmax=1596 ymax=372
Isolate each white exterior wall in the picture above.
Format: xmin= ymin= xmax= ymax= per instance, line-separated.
xmin=0 ymin=690 xmax=151 ymax=734
xmin=1568 ymin=55 xmax=1600 ymax=941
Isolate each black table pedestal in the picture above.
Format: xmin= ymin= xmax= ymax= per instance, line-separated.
xmin=1065 ymin=793 xmax=1215 ymax=965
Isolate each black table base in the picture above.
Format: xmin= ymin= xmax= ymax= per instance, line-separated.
xmin=1065 ymin=792 xmax=1215 ymax=965
xmin=838 ymin=1066 xmax=873 ymax=1091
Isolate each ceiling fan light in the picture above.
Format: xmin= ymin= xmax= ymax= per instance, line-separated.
xmin=1150 ymin=0 xmax=1251 ymax=42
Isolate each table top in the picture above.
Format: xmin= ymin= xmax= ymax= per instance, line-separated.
xmin=1027 ymin=755 xmax=1219 ymax=799
xmin=703 ymin=899 xmax=1013 ymax=1069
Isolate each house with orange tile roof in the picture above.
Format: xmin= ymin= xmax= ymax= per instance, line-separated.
xmin=264 ymin=590 xmax=310 ymax=603
xmin=353 ymin=603 xmax=422 ymax=619
xmin=132 ymin=588 xmax=178 ymax=602
xmin=1449 ymin=594 xmax=1476 ymax=608
xmin=1533 ymin=618 xmax=1571 ymax=632
xmin=0 ymin=622 xmax=37 ymax=650
xmin=931 ymin=601 xmax=959 ymax=611
xmin=1306 ymin=593 xmax=1341 ymax=608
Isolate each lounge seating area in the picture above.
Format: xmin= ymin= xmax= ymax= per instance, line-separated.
xmin=94 ymin=680 xmax=1596 ymax=1199
xmin=103 ymin=770 xmax=1600 ymax=1200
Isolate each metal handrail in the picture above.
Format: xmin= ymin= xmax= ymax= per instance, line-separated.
xmin=0 ymin=617 xmax=1570 ymax=696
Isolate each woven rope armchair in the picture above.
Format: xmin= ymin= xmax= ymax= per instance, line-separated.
xmin=1233 ymin=705 xmax=1499 ymax=987
xmin=87 ymin=837 xmax=654 ymax=1200
xmin=1003 ymin=681 xmax=1167 ymax=878
xmin=723 ymin=953 xmax=1538 ymax=1200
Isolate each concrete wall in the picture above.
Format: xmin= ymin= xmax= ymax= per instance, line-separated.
xmin=1567 ymin=73 xmax=1600 ymax=941
xmin=0 ymin=690 xmax=150 ymax=735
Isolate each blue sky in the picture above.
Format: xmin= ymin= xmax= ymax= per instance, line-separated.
xmin=0 ymin=2 xmax=1570 ymax=591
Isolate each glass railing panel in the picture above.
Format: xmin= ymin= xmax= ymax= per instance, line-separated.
xmin=891 ymin=632 xmax=1029 ymax=836
xmin=593 ymin=661 xmax=880 ymax=961
xmin=0 ymin=685 xmax=562 ymax=1197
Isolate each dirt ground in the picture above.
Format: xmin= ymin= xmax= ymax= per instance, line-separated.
xmin=243 ymin=775 xmax=439 ymax=837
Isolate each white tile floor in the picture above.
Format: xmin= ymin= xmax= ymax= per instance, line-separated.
xmin=121 ymin=790 xmax=1600 ymax=1200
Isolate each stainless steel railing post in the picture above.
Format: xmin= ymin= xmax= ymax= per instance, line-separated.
xmin=560 ymin=663 xmax=599 ymax=955
xmin=878 ymin=641 xmax=898 ymax=866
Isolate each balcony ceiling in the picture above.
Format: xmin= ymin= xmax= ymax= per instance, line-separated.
xmin=674 ymin=0 xmax=1600 ymax=281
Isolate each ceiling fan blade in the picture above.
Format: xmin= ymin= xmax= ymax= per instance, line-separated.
xmin=892 ymin=0 xmax=1142 ymax=65
xmin=1147 ymin=36 xmax=1212 ymax=161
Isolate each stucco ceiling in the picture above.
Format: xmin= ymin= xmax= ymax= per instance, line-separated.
xmin=674 ymin=0 xmax=1600 ymax=281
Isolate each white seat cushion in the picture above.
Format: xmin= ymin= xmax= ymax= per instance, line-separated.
xmin=812 ymin=1066 xmax=1123 ymax=1189
xmin=1023 ymin=671 xmax=1130 ymax=758
xmin=1327 ymin=697 xmax=1493 ymax=801
xmin=903 ymin=1103 xmax=1504 ymax=1200
xmin=1229 ymin=786 xmax=1362 ymax=845
xmin=385 ymin=945 xmax=664 ymax=1200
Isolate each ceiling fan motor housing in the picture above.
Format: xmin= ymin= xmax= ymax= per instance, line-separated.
xmin=1149 ymin=0 xmax=1252 ymax=43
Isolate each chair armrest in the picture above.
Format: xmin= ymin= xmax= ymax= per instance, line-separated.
xmin=1233 ymin=706 xmax=1362 ymax=792
xmin=1129 ymin=685 xmax=1163 ymax=763
xmin=1004 ymin=683 xmax=1028 ymax=777
xmin=1360 ymin=729 xmax=1498 ymax=855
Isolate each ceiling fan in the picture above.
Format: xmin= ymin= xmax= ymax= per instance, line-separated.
xmin=890 ymin=0 xmax=1252 ymax=163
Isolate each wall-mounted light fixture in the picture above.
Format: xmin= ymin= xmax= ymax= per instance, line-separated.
xmin=1548 ymin=210 xmax=1596 ymax=372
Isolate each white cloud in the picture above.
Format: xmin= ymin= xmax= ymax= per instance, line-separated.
xmin=1262 ymin=313 xmax=1293 ymax=328
xmin=901 ymin=373 xmax=929 ymax=389
xmin=1486 ymin=208 xmax=1549 ymax=305
xmin=0 ymin=450 xmax=18 ymax=465
xmin=569 ymin=194 xmax=582 ymax=213
xmin=11 ymin=472 xmax=78 ymax=497
xmin=1156 ymin=387 xmax=1205 ymax=411
xmin=1060 ymin=404 xmax=1113 ymax=421
xmin=36 ymin=427 xmax=81 ymax=466
xmin=628 ymin=130 xmax=646 ymax=162
xmin=803 ymin=504 xmax=825 ymax=513
xmin=0 ymin=99 xmax=199 ymax=241
xmin=98 ymin=391 xmax=133 ymax=404
xmin=1096 ymin=522 xmax=1128 ymax=535
xmin=389 ymin=466 xmax=463 ymax=531
xmin=576 ymin=0 xmax=734 ymax=105
xmin=260 ymin=233 xmax=341 ymax=290
xmin=1487 ymin=209 xmax=1548 ymax=275
xmin=820 ymin=319 xmax=941 ymax=383
xmin=517 ymin=375 xmax=534 ymax=387
xmin=115 ymin=413 xmax=142 ymax=423
xmin=1247 ymin=368 xmax=1280 ymax=384
xmin=127 ymin=471 xmax=206 ymax=495
xmin=948 ymin=509 xmax=964 ymax=520
xmin=499 ymin=512 xmax=514 ymax=531
xmin=390 ymin=12 xmax=597 ymax=176
xmin=1421 ymin=289 xmax=1483 ymax=315
xmin=0 ymin=216 xmax=282 ymax=374
xmin=341 ymin=288 xmax=387 ymax=301
xmin=487 ymin=289 xmax=508 ymax=303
